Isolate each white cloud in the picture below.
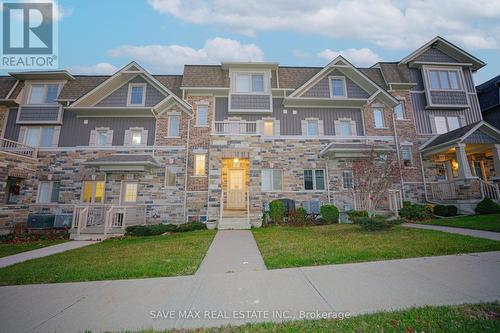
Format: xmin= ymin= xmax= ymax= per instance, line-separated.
xmin=318 ymin=48 xmax=382 ymax=67
xmin=68 ymin=62 xmax=118 ymax=74
xmin=0 ymin=0 xmax=72 ymax=21
xmin=107 ymin=37 xmax=264 ymax=73
xmin=293 ymin=49 xmax=310 ymax=58
xmin=148 ymin=0 xmax=500 ymax=50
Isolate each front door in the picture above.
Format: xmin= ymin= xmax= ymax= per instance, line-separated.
xmin=227 ymin=169 xmax=245 ymax=209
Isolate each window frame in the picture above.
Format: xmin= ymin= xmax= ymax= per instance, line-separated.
xmin=304 ymin=169 xmax=326 ymax=191
xmin=196 ymin=104 xmax=209 ymax=127
xmin=339 ymin=119 xmax=352 ymax=136
xmin=261 ymin=169 xmax=283 ymax=192
xmin=401 ymin=145 xmax=413 ymax=167
xmin=37 ymin=181 xmax=60 ymax=204
xmin=127 ymin=83 xmax=147 ymax=106
xmin=167 ymin=114 xmax=181 ymax=137
xmin=130 ymin=129 xmax=143 ymax=146
xmin=426 ymin=68 xmax=463 ymax=91
xmin=22 ymin=126 xmax=57 ymax=147
xmin=96 ymin=130 xmax=109 ymax=146
xmin=194 ymin=154 xmax=206 ymax=176
xmin=263 ymin=120 xmax=274 ymax=136
xmin=434 ymin=116 xmax=460 ymax=134
xmin=373 ymin=107 xmax=385 ymax=128
xmin=394 ymin=102 xmax=406 ymax=120
xmin=342 ymin=170 xmax=354 ymax=190
xmin=121 ymin=182 xmax=138 ymax=203
xmin=329 ymin=76 xmax=347 ymax=98
xmin=165 ymin=165 xmax=177 ymax=188
xmin=82 ymin=180 xmax=105 ymax=204
xmin=233 ymin=72 xmax=268 ymax=94
xmin=306 ymin=119 xmax=319 ymax=136
xmin=26 ymin=83 xmax=61 ymax=105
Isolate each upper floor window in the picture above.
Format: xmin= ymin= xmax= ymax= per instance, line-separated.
xmin=28 ymin=84 xmax=59 ymax=105
xmin=304 ymin=169 xmax=325 ymax=191
xmin=339 ymin=120 xmax=352 ymax=136
xmin=428 ymin=70 xmax=461 ymax=90
xmin=394 ymin=102 xmax=406 ymax=120
xmin=38 ymin=181 xmax=60 ymax=203
xmin=434 ymin=116 xmax=460 ymax=134
xmin=21 ymin=126 xmax=58 ymax=147
xmin=131 ymin=130 xmax=142 ymax=146
xmin=307 ymin=120 xmax=319 ymax=136
xmin=330 ymin=77 xmax=346 ymax=98
xmin=196 ymin=105 xmax=209 ymax=126
xmin=127 ymin=83 xmax=146 ymax=106
xmin=97 ymin=130 xmax=108 ymax=146
xmin=373 ymin=107 xmax=385 ymax=128
xmin=168 ymin=115 xmax=180 ymax=137
xmin=235 ymin=73 xmax=265 ymax=93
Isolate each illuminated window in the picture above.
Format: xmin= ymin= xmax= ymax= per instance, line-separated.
xmin=82 ymin=181 xmax=104 ymax=203
xmin=194 ymin=154 xmax=206 ymax=176
xmin=123 ymin=183 xmax=138 ymax=203
xmin=263 ymin=120 xmax=274 ymax=136
xmin=165 ymin=166 xmax=176 ymax=187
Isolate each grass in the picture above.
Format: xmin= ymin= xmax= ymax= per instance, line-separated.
xmin=131 ymin=303 xmax=500 ymax=333
xmin=0 ymin=239 xmax=67 ymax=258
xmin=252 ymin=224 xmax=500 ymax=269
xmin=420 ymin=214 xmax=500 ymax=233
xmin=0 ymin=230 xmax=215 ymax=285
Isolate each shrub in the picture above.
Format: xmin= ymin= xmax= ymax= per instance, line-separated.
xmin=346 ymin=210 xmax=368 ymax=223
xmin=177 ymin=221 xmax=207 ymax=232
xmin=434 ymin=205 xmax=458 ymax=217
xmin=357 ymin=216 xmax=403 ymax=231
xmin=126 ymin=224 xmax=178 ymax=236
xmin=288 ymin=207 xmax=309 ymax=226
xmin=269 ymin=200 xmax=285 ymax=224
xmin=320 ymin=204 xmax=339 ymax=224
xmin=399 ymin=201 xmax=432 ymax=221
xmin=475 ymin=198 xmax=500 ymax=215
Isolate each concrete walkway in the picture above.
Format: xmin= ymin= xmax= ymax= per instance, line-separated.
xmin=196 ymin=230 xmax=266 ymax=275
xmin=1 ymin=251 xmax=499 ymax=332
xmin=403 ymin=223 xmax=500 ymax=241
xmin=0 ymin=241 xmax=98 ymax=268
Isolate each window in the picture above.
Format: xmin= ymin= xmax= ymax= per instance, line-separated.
xmin=131 ymin=130 xmax=142 ymax=146
xmin=194 ymin=154 xmax=206 ymax=176
xmin=122 ymin=183 xmax=138 ymax=203
xmin=428 ymin=70 xmax=461 ymax=90
xmin=235 ymin=73 xmax=265 ymax=93
xmin=339 ymin=120 xmax=352 ymax=136
xmin=5 ymin=177 xmax=22 ymax=204
xmin=401 ymin=146 xmax=412 ymax=166
xmin=168 ymin=115 xmax=180 ymax=137
xmin=436 ymin=163 xmax=447 ymax=181
xmin=373 ymin=108 xmax=385 ymax=128
xmin=263 ymin=120 xmax=274 ymax=136
xmin=38 ymin=181 xmax=60 ymax=203
xmin=262 ymin=169 xmax=282 ymax=191
xmin=28 ymin=84 xmax=59 ymax=104
xmin=342 ymin=171 xmax=353 ymax=189
xmin=330 ymin=77 xmax=346 ymax=97
xmin=128 ymin=84 xmax=146 ymax=106
xmin=434 ymin=116 xmax=460 ymax=134
xmin=82 ymin=181 xmax=104 ymax=203
xmin=165 ymin=166 xmax=177 ymax=187
xmin=304 ymin=169 xmax=325 ymax=191
xmin=307 ymin=120 xmax=319 ymax=136
xmin=394 ymin=103 xmax=405 ymax=120
xmin=40 ymin=127 xmax=54 ymax=147
xmin=22 ymin=126 xmax=57 ymax=147
xmin=96 ymin=130 xmax=108 ymax=146
xmin=196 ymin=105 xmax=209 ymax=126
xmin=25 ymin=127 xmax=40 ymax=146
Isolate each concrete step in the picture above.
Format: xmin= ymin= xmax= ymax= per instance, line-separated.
xmin=218 ymin=224 xmax=251 ymax=230
xmin=69 ymin=228 xmax=125 ymax=241
xmin=218 ymin=217 xmax=251 ymax=230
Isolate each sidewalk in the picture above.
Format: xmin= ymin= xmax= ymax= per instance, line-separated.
xmin=403 ymin=223 xmax=500 ymax=241
xmin=0 ymin=241 xmax=98 ymax=268
xmin=1 ymin=251 xmax=499 ymax=332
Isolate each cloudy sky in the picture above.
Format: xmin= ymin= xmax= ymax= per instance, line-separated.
xmin=15 ymin=0 xmax=500 ymax=83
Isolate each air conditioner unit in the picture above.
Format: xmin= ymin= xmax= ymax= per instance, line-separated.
xmin=54 ymin=214 xmax=73 ymax=229
xmin=27 ymin=214 xmax=55 ymax=229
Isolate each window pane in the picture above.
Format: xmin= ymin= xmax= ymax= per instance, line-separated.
xmin=166 ymin=166 xmax=176 ymax=187
xmin=331 ymin=79 xmax=344 ymax=97
xmin=83 ymin=181 xmax=93 ymax=203
xmin=29 ymin=85 xmax=45 ymax=104
xmin=130 ymin=86 xmax=144 ymax=105
xmin=438 ymin=71 xmax=450 ymax=89
xmin=123 ymin=183 xmax=138 ymax=203
xmin=449 ymin=72 xmax=460 ymax=89
xmin=94 ymin=181 xmax=104 ymax=203
xmin=51 ymin=182 xmax=60 ymax=202
xmin=340 ymin=121 xmax=351 ymax=136
xmin=315 ymin=170 xmax=325 ymax=190
xmin=252 ymin=74 xmax=264 ymax=92
xmin=195 ymin=154 xmax=205 ymax=176
xmin=373 ymin=108 xmax=384 ymax=128
xmin=434 ymin=116 xmax=448 ymax=134
xmin=402 ymin=147 xmax=412 ymax=166
xmin=236 ymin=74 xmax=250 ymax=93
xmin=97 ymin=131 xmax=107 ymax=146
xmin=343 ymin=171 xmax=353 ymax=189
xmin=429 ymin=71 xmax=440 ymax=89
xmin=168 ymin=116 xmax=180 ymax=137
xmin=307 ymin=121 xmax=318 ymax=136
xmin=263 ymin=121 xmax=274 ymax=136
xmin=262 ymin=169 xmax=271 ymax=191
xmin=304 ymin=170 xmax=314 ymax=190
xmin=39 ymin=182 xmax=51 ymax=203
xmin=197 ymin=106 xmax=208 ymax=126
xmin=272 ymin=170 xmax=282 ymax=191
xmin=40 ymin=127 xmax=54 ymax=147
xmin=394 ymin=103 xmax=405 ymax=120
xmin=447 ymin=117 xmax=460 ymax=131
xmin=131 ymin=131 xmax=142 ymax=146
xmin=26 ymin=128 xmax=40 ymax=146
xmin=46 ymin=84 xmax=59 ymax=103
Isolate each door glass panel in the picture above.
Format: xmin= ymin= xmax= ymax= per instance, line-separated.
xmin=230 ymin=171 xmax=243 ymax=190
xmin=94 ymin=181 xmax=104 ymax=203
xmin=82 ymin=181 xmax=93 ymax=203
xmin=123 ymin=183 xmax=138 ymax=203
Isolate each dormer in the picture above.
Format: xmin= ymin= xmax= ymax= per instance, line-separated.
xmin=223 ymin=62 xmax=276 ymax=114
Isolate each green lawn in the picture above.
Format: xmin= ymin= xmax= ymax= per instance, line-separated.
xmin=252 ymin=224 xmax=500 ymax=269
xmin=0 ymin=230 xmax=215 ymax=285
xmin=134 ymin=303 xmax=500 ymax=333
xmin=0 ymin=239 xmax=67 ymax=258
xmin=421 ymin=214 xmax=500 ymax=233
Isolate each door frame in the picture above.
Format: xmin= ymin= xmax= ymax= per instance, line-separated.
xmin=226 ymin=168 xmax=246 ymax=209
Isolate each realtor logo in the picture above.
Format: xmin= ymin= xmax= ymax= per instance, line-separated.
xmin=1 ymin=1 xmax=58 ymax=69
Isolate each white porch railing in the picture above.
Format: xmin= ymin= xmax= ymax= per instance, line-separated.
xmin=480 ymin=179 xmax=500 ymax=202
xmin=73 ymin=205 xmax=146 ymax=235
xmin=0 ymin=138 xmax=37 ymax=158
xmin=429 ymin=179 xmax=499 ymax=202
xmin=214 ymin=121 xmax=257 ymax=135
xmin=430 ymin=181 xmax=459 ymax=201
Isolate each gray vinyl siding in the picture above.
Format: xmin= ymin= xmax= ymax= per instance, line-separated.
xmin=96 ymin=76 xmax=166 ymax=107
xmin=230 ymin=94 xmax=271 ymax=110
xmin=58 ymin=111 xmax=155 ymax=146
xmin=463 ymin=68 xmax=476 ymax=93
xmin=483 ymin=106 xmax=500 ymax=129
xmin=17 ymin=105 xmax=61 ymax=122
xmin=414 ymin=48 xmax=459 ymax=63
xmin=429 ymin=91 xmax=468 ymax=105
xmin=409 ymin=68 xmax=425 ymax=91
xmin=466 ymin=94 xmax=483 ymax=123
xmin=302 ymin=70 xmax=369 ymax=98
xmin=463 ymin=130 xmax=496 ymax=144
xmin=216 ymin=97 xmax=364 ymax=135
xmin=3 ymin=108 xmax=20 ymax=141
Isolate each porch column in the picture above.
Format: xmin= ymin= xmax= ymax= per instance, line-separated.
xmin=455 ymin=143 xmax=474 ymax=179
xmin=492 ymin=144 xmax=500 ymax=181
xmin=445 ymin=160 xmax=454 ymax=180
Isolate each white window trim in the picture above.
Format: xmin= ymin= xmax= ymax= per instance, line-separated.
xmin=329 ymin=76 xmax=347 ymax=99
xmin=230 ymin=70 xmax=270 ymax=95
xmin=373 ymin=107 xmax=386 ymax=128
xmin=195 ymin=104 xmax=209 ymax=127
xmin=426 ymin=68 xmax=463 ymax=91
xmin=306 ymin=119 xmax=320 ymax=136
xmin=165 ymin=165 xmax=177 ymax=188
xmin=433 ymin=116 xmax=461 ymax=134
xmin=25 ymin=82 xmax=62 ymax=106
xmin=401 ymin=145 xmax=413 ymax=167
xmin=167 ymin=114 xmax=181 ymax=138
xmin=21 ymin=126 xmax=58 ymax=147
xmin=120 ymin=181 xmax=138 ymax=204
xmin=304 ymin=169 xmax=326 ymax=191
xmin=81 ymin=180 xmax=105 ymax=204
xmin=262 ymin=169 xmax=283 ymax=192
xmin=37 ymin=181 xmax=59 ymax=203
xmin=194 ymin=153 xmax=206 ymax=177
xmin=342 ymin=170 xmax=354 ymax=190
xmin=394 ymin=99 xmax=407 ymax=120
xmin=127 ymin=83 xmax=147 ymax=106
xmin=95 ymin=128 xmax=110 ymax=146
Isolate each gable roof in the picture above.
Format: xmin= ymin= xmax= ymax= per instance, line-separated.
xmin=400 ymin=36 xmax=486 ymax=71
xmin=476 ymin=74 xmax=500 ymax=92
xmin=0 ymin=76 xmax=17 ymax=99
xmin=376 ymin=62 xmax=412 ymax=84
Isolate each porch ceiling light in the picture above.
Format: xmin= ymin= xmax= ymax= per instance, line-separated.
xmin=233 ymin=158 xmax=240 ymax=167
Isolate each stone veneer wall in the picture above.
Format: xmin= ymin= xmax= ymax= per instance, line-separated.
xmin=0 ymin=106 xmax=8 ymax=137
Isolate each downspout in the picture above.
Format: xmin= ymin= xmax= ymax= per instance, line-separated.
xmin=419 ymin=151 xmax=430 ymax=202
xmin=325 ymin=158 xmax=331 ymax=204
xmin=391 ymin=108 xmax=405 ymax=199
xmin=182 ymin=115 xmax=193 ymax=223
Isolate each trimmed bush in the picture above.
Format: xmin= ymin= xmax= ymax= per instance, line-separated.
xmin=356 ymin=216 xmax=403 ymax=231
xmin=125 ymin=222 xmax=206 ymax=236
xmin=320 ymin=204 xmax=339 ymax=224
xmin=434 ymin=205 xmax=458 ymax=217
xmin=399 ymin=201 xmax=432 ymax=221
xmin=177 ymin=221 xmax=207 ymax=232
xmin=269 ymin=200 xmax=285 ymax=224
xmin=346 ymin=210 xmax=368 ymax=223
xmin=475 ymin=198 xmax=500 ymax=215
xmin=288 ymin=207 xmax=309 ymax=226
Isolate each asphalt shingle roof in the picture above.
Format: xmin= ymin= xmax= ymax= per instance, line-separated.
xmin=424 ymin=121 xmax=480 ymax=149
xmin=0 ymin=76 xmax=18 ymax=99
